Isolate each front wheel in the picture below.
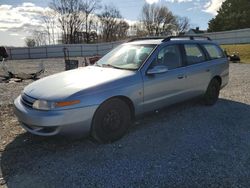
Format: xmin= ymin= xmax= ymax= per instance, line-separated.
xmin=91 ymin=98 xmax=131 ymax=143
xmin=203 ymin=79 xmax=221 ymax=105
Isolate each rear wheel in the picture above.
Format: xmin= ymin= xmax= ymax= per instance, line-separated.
xmin=91 ymin=98 xmax=131 ymax=143
xmin=204 ymin=78 xmax=221 ymax=105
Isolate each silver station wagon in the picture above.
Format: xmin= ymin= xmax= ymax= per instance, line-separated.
xmin=14 ymin=36 xmax=229 ymax=143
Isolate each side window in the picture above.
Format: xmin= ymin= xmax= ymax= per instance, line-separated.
xmin=184 ymin=44 xmax=206 ymax=65
xmin=203 ymin=44 xmax=224 ymax=59
xmin=152 ymin=45 xmax=182 ymax=70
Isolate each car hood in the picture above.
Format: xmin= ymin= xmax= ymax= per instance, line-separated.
xmin=24 ymin=66 xmax=136 ymax=100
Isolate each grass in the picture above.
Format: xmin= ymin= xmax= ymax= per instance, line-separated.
xmin=221 ymin=44 xmax=250 ymax=63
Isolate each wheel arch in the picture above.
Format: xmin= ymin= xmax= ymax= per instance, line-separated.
xmin=108 ymin=96 xmax=135 ymax=119
xmin=92 ymin=95 xmax=135 ymax=123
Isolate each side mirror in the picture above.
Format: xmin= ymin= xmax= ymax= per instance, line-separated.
xmin=147 ymin=65 xmax=168 ymax=75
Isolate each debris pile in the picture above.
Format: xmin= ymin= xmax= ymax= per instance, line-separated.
xmin=81 ymin=56 xmax=101 ymax=66
xmin=0 ymin=46 xmax=45 ymax=83
xmin=229 ymin=53 xmax=241 ymax=63
xmin=0 ymin=62 xmax=45 ymax=83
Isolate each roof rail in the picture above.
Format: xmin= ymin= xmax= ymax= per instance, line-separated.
xmin=162 ymin=35 xmax=211 ymax=42
xmin=128 ymin=37 xmax=165 ymax=42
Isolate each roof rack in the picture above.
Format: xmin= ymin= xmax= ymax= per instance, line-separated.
xmin=128 ymin=35 xmax=212 ymax=43
xmin=162 ymin=35 xmax=211 ymax=42
xmin=128 ymin=37 xmax=165 ymax=42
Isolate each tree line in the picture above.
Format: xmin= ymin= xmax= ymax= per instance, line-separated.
xmin=208 ymin=0 xmax=250 ymax=32
xmin=25 ymin=0 xmax=190 ymax=47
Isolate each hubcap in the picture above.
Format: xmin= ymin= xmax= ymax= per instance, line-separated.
xmin=103 ymin=110 xmax=121 ymax=132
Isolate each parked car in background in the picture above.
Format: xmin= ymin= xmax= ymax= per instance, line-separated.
xmin=14 ymin=36 xmax=229 ymax=143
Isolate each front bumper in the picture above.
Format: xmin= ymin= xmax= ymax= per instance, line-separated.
xmin=14 ymin=95 xmax=98 ymax=136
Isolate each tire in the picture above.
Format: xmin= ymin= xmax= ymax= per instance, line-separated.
xmin=91 ymin=98 xmax=131 ymax=143
xmin=203 ymin=78 xmax=221 ymax=105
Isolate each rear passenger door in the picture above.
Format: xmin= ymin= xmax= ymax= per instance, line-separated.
xmin=182 ymin=43 xmax=211 ymax=96
xmin=202 ymin=43 xmax=229 ymax=87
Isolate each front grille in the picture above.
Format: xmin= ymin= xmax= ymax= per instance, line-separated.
xmin=21 ymin=93 xmax=37 ymax=108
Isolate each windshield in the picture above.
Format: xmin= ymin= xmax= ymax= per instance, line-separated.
xmin=96 ymin=44 xmax=156 ymax=70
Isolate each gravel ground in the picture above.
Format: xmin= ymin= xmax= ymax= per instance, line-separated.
xmin=0 ymin=61 xmax=250 ymax=187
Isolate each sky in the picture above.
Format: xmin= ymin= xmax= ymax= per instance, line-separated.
xmin=0 ymin=0 xmax=225 ymax=47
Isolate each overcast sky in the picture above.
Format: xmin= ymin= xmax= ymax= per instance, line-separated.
xmin=0 ymin=0 xmax=225 ymax=47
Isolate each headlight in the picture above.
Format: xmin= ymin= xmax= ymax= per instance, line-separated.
xmin=32 ymin=100 xmax=80 ymax=110
xmin=33 ymin=100 xmax=55 ymax=110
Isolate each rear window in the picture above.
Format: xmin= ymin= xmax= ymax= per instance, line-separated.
xmin=203 ymin=44 xmax=225 ymax=59
xmin=184 ymin=44 xmax=206 ymax=65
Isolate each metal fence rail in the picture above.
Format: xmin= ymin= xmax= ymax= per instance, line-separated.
xmin=7 ymin=41 xmax=122 ymax=60
xmin=201 ymin=28 xmax=250 ymax=45
xmin=6 ymin=28 xmax=250 ymax=60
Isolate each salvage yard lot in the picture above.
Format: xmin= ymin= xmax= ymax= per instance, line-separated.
xmin=0 ymin=59 xmax=250 ymax=187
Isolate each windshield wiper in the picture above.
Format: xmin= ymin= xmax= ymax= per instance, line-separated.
xmin=95 ymin=63 xmax=102 ymax=67
xmin=101 ymin=64 xmax=115 ymax=68
xmin=100 ymin=64 xmax=122 ymax=69
xmin=97 ymin=63 xmax=136 ymax=71
xmin=95 ymin=63 xmax=117 ymax=68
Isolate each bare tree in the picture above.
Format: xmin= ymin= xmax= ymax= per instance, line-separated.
xmin=116 ymin=20 xmax=129 ymax=39
xmin=33 ymin=30 xmax=48 ymax=46
xmin=50 ymin=0 xmax=85 ymax=44
xmin=98 ymin=5 xmax=129 ymax=42
xmin=25 ymin=38 xmax=36 ymax=47
xmin=42 ymin=10 xmax=57 ymax=45
xmin=134 ymin=22 xmax=148 ymax=37
xmin=140 ymin=4 xmax=176 ymax=36
xmin=175 ymin=16 xmax=190 ymax=35
xmin=25 ymin=30 xmax=48 ymax=47
xmin=82 ymin=0 xmax=101 ymax=43
xmin=98 ymin=5 xmax=121 ymax=42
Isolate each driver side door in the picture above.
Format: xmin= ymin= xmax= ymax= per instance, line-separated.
xmin=142 ymin=44 xmax=188 ymax=112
